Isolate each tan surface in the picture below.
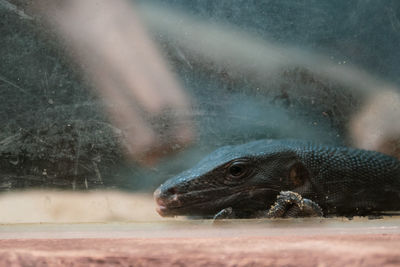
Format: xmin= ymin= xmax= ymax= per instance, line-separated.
xmin=1 ymin=191 xmax=400 ymax=266
xmin=0 ymin=190 xmax=160 ymax=223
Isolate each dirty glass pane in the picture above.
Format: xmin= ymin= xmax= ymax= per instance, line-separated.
xmin=0 ymin=0 xmax=399 ymax=223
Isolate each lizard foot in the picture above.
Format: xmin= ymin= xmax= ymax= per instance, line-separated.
xmin=213 ymin=207 xmax=236 ymax=220
xmin=266 ymin=191 xmax=323 ymax=218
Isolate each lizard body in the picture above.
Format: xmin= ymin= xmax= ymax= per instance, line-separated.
xmin=154 ymin=139 xmax=400 ymax=218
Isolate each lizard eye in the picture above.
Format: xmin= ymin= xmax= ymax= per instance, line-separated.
xmin=227 ymin=160 xmax=250 ymax=179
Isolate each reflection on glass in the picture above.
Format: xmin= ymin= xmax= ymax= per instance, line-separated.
xmin=0 ymin=0 xmax=399 ymax=223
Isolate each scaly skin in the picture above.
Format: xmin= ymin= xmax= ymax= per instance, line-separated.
xmin=154 ymin=139 xmax=400 ymax=219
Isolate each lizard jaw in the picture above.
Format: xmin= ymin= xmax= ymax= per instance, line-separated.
xmin=154 ymin=187 xmax=183 ymax=216
xmin=154 ymin=186 xmax=279 ymax=217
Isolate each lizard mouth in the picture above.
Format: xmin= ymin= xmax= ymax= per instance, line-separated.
xmin=154 ymin=187 xmax=216 ymax=217
xmin=155 ymin=197 xmax=222 ymax=217
xmin=154 ymin=187 xmax=279 ymax=217
xmin=155 ymin=194 xmax=184 ymax=216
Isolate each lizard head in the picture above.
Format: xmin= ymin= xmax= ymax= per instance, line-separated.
xmin=154 ymin=139 xmax=311 ymax=217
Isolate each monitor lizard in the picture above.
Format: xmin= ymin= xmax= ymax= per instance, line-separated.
xmin=154 ymin=139 xmax=400 ymax=219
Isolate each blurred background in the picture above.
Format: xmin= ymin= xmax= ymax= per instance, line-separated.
xmin=0 ymin=0 xmax=399 ymax=208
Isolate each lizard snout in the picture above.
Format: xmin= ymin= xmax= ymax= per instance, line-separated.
xmin=154 ymin=186 xmax=182 ymax=216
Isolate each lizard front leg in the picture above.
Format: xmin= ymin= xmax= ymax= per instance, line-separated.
xmin=265 ymin=191 xmax=323 ymax=218
xmin=212 ymin=191 xmax=323 ymax=222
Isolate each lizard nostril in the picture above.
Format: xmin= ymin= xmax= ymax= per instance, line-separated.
xmin=167 ymin=187 xmax=177 ymax=195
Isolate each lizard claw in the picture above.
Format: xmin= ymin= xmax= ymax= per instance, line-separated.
xmin=266 ymin=191 xmax=323 ymax=218
xmin=212 ymin=207 xmax=236 ymax=223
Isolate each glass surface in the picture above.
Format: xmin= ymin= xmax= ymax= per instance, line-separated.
xmin=0 ymin=0 xmax=399 ymax=222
